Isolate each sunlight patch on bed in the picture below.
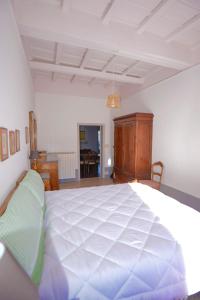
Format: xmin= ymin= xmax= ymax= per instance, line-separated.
xmin=128 ymin=182 xmax=200 ymax=295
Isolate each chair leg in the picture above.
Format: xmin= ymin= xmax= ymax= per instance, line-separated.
xmin=80 ymin=164 xmax=82 ymax=178
xmin=84 ymin=163 xmax=89 ymax=178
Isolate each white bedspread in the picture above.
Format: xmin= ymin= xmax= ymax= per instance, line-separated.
xmin=39 ymin=183 xmax=200 ymax=300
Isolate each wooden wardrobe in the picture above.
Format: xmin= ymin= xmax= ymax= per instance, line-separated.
xmin=113 ymin=113 xmax=154 ymax=183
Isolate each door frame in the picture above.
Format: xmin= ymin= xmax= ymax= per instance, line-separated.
xmin=77 ymin=123 xmax=104 ymax=180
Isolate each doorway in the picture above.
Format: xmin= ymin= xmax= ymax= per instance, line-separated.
xmin=78 ymin=124 xmax=103 ymax=179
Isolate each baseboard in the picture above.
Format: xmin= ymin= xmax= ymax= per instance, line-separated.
xmin=104 ymin=167 xmax=112 ymax=177
xmin=161 ymin=184 xmax=200 ymax=212
xmin=104 ymin=174 xmax=112 ymax=179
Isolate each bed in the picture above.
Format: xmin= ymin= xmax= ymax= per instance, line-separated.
xmin=39 ymin=182 xmax=200 ymax=300
xmin=1 ymin=170 xmax=200 ymax=300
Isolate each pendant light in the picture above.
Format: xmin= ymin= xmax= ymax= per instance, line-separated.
xmin=106 ymin=93 xmax=120 ymax=108
xmin=106 ymin=66 xmax=120 ymax=108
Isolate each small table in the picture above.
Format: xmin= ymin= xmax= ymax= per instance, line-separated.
xmin=40 ymin=172 xmax=51 ymax=191
xmin=36 ymin=159 xmax=59 ymax=190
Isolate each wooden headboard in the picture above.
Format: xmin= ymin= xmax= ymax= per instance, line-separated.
xmin=0 ymin=171 xmax=27 ymax=216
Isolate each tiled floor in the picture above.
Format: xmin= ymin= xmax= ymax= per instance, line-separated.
xmin=60 ymin=177 xmax=113 ymax=189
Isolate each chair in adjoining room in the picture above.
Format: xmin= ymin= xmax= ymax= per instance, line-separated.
xmin=80 ymin=155 xmax=85 ymax=178
xmin=87 ymin=154 xmax=98 ymax=177
xmin=80 ymin=149 xmax=90 ymax=178
xmin=80 ymin=149 xmax=99 ymax=178
xmin=139 ymin=161 xmax=164 ymax=190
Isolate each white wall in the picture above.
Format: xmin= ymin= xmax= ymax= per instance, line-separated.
xmin=0 ymin=1 xmax=34 ymax=203
xmin=35 ymin=93 xmax=112 ymax=176
xmin=112 ymin=64 xmax=200 ymax=198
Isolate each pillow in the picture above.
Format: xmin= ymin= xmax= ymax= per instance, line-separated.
xmin=21 ymin=170 xmax=45 ymax=210
xmin=0 ymin=185 xmax=44 ymax=285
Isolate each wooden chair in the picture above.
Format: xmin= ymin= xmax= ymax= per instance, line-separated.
xmin=139 ymin=161 xmax=164 ymax=190
xmin=83 ymin=154 xmax=96 ymax=177
xmin=80 ymin=158 xmax=85 ymax=178
xmin=80 ymin=151 xmax=99 ymax=178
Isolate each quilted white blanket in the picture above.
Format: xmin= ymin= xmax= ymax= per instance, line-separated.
xmin=39 ymin=183 xmax=200 ymax=300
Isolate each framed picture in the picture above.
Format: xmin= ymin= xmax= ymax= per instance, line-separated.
xmin=80 ymin=130 xmax=86 ymax=141
xmin=29 ymin=111 xmax=37 ymax=151
xmin=9 ymin=131 xmax=16 ymax=155
xmin=25 ymin=126 xmax=29 ymax=144
xmin=0 ymin=127 xmax=9 ymax=161
xmin=15 ymin=129 xmax=20 ymax=152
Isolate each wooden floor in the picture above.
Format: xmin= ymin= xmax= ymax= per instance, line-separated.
xmin=60 ymin=177 xmax=113 ymax=189
xmin=189 ymin=293 xmax=200 ymax=299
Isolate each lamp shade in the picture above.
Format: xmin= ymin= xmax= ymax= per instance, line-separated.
xmin=29 ymin=150 xmax=39 ymax=160
xmin=106 ymin=93 xmax=120 ymax=108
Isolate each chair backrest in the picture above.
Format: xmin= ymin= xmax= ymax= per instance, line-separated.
xmin=151 ymin=161 xmax=163 ymax=183
xmin=87 ymin=154 xmax=97 ymax=164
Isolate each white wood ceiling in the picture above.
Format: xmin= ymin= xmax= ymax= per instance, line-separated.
xmin=12 ymin=0 xmax=200 ymax=93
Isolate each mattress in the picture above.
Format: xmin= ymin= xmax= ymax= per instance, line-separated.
xmin=39 ymin=183 xmax=200 ymax=300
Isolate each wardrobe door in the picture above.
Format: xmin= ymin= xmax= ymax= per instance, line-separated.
xmin=114 ymin=124 xmax=123 ymax=176
xmin=127 ymin=123 xmax=136 ymax=178
xmin=113 ymin=113 xmax=153 ymax=183
xmin=135 ymin=120 xmax=152 ymax=179
xmin=122 ymin=122 xmax=135 ymax=179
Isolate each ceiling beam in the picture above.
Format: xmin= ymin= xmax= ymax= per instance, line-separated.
xmin=19 ymin=24 xmax=191 ymax=70
xmin=52 ymin=43 xmax=63 ymax=80
xmin=79 ymin=49 xmax=90 ymax=68
xmin=61 ymin=0 xmax=71 ymax=12
xmin=137 ymin=0 xmax=174 ymax=34
xmin=101 ymin=0 xmax=115 ymax=25
xmin=88 ymin=78 xmax=95 ymax=85
xmin=55 ymin=43 xmax=63 ymax=64
xmin=30 ymin=61 xmax=144 ymax=84
xmin=102 ymin=54 xmax=116 ymax=71
xmin=122 ymin=61 xmax=139 ymax=75
xmin=22 ymin=37 xmax=33 ymax=61
xmin=15 ymin=0 xmax=193 ymax=69
xmin=166 ymin=13 xmax=200 ymax=42
xmin=70 ymin=74 xmax=76 ymax=83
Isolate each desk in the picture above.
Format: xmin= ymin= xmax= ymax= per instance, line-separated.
xmin=40 ymin=172 xmax=51 ymax=191
xmin=31 ymin=158 xmax=59 ymax=190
